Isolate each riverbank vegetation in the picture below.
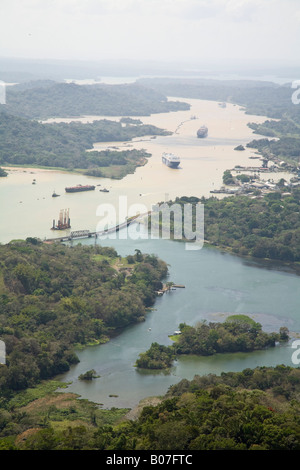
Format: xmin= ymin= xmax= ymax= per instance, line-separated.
xmin=0 ymin=80 xmax=188 ymax=178
xmin=2 ymin=365 xmax=300 ymax=450
xmin=135 ymin=315 xmax=288 ymax=370
xmin=202 ymin=190 xmax=300 ymax=262
xmin=0 ymin=240 xmax=168 ymax=396
xmin=156 ymin=189 xmax=300 ymax=265
xmin=0 ymin=110 xmax=169 ymax=178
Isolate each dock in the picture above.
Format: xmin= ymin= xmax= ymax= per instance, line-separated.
xmin=156 ymin=283 xmax=185 ymax=295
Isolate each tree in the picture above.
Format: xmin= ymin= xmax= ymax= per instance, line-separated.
xmin=223 ymin=170 xmax=235 ymax=185
xmin=134 ymin=249 xmax=143 ymax=262
xmin=279 ymin=327 xmax=289 ymax=341
xmin=78 ymin=369 xmax=99 ymax=380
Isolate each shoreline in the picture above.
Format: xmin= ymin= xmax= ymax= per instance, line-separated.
xmin=2 ymin=164 xmax=84 ymax=174
xmin=0 ymin=96 xmax=294 ymax=246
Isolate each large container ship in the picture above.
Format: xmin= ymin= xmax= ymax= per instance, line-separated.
xmin=65 ymin=184 xmax=95 ymax=193
xmin=162 ymin=152 xmax=180 ymax=169
xmin=197 ymin=125 xmax=208 ymax=138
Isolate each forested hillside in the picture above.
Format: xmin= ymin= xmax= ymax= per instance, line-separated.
xmin=137 ymin=77 xmax=295 ymax=118
xmin=3 ymin=81 xmax=190 ymax=119
xmin=0 ymin=80 xmax=190 ymax=175
xmin=0 ymin=110 xmax=169 ymax=175
xmin=160 ymin=190 xmax=300 ymax=264
xmin=0 ymin=240 xmax=168 ymax=394
xmin=2 ymin=365 xmax=300 ymax=450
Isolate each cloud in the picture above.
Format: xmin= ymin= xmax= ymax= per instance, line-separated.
xmin=0 ymin=0 xmax=299 ymax=63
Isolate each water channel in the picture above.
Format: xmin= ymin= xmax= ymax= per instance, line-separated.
xmin=57 ymin=227 xmax=300 ymax=410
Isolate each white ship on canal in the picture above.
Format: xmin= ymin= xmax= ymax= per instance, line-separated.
xmin=162 ymin=152 xmax=180 ymax=169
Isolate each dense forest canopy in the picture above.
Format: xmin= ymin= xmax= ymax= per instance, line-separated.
xmin=135 ymin=316 xmax=289 ymax=370
xmin=2 ymin=81 xmax=190 ymax=120
xmin=0 ymin=110 xmax=169 ymax=175
xmin=0 ymin=80 xmax=190 ymax=175
xmin=158 ymin=190 xmax=300 ymax=265
xmin=0 ymin=240 xmax=168 ymax=395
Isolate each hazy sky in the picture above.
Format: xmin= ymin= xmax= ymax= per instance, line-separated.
xmin=1 ymin=0 xmax=300 ymax=65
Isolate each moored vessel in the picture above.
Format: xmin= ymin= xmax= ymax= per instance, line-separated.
xmin=197 ymin=125 xmax=208 ymax=138
xmin=65 ymin=184 xmax=95 ymax=193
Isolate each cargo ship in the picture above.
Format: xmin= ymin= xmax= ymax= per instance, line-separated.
xmin=65 ymin=184 xmax=95 ymax=193
xmin=197 ymin=125 xmax=208 ymax=138
xmin=162 ymin=152 xmax=180 ymax=169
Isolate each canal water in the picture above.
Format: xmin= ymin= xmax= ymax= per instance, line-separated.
xmin=57 ymin=226 xmax=300 ymax=409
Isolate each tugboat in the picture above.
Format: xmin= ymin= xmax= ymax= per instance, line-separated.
xmin=197 ymin=125 xmax=208 ymax=138
xmin=162 ymin=152 xmax=180 ymax=169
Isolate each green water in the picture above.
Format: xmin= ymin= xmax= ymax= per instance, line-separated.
xmin=58 ymin=228 xmax=300 ymax=409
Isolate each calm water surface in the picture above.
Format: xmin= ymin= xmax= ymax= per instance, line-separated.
xmin=57 ymin=229 xmax=300 ymax=409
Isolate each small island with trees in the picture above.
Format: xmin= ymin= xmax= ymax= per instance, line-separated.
xmin=135 ymin=315 xmax=289 ymax=370
xmin=78 ymin=369 xmax=100 ymax=381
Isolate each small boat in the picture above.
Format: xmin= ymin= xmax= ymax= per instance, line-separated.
xmin=100 ymin=188 xmax=109 ymax=192
xmin=52 ymin=191 xmax=60 ymax=197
